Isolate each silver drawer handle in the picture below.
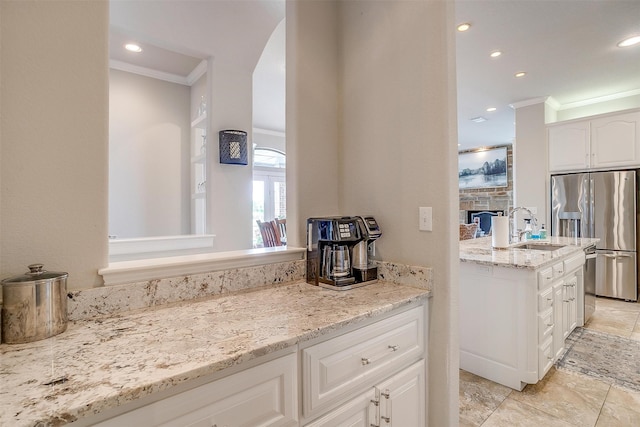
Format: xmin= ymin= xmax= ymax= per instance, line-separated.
xmin=381 ymin=416 xmax=390 ymax=423
xmin=388 ymin=344 xmax=399 ymax=352
xmin=361 ymin=357 xmax=371 ymax=366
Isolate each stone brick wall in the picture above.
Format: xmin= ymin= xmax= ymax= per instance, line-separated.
xmin=459 ymin=145 xmax=514 ymax=223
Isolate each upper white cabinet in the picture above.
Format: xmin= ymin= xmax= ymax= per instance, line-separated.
xmin=548 ymin=109 xmax=640 ymax=172
xmin=548 ymin=121 xmax=590 ymax=171
xmin=591 ymin=111 xmax=640 ymax=169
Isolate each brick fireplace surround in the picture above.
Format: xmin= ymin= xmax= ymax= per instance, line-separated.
xmin=458 ymin=145 xmax=514 ymax=224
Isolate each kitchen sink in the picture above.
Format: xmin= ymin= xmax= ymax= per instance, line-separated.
xmin=515 ymin=243 xmax=566 ymax=251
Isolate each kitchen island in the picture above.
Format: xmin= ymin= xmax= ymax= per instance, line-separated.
xmin=459 ymin=236 xmax=598 ymax=390
xmin=0 ymin=280 xmax=430 ymax=426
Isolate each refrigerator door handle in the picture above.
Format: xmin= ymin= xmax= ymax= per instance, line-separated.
xmin=602 ymin=252 xmax=634 ymax=258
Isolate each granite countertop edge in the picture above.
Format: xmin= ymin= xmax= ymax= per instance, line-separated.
xmin=459 ymin=236 xmax=600 ymax=270
xmin=0 ymin=280 xmax=431 ymax=426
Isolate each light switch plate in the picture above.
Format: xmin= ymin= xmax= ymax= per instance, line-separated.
xmin=419 ymin=207 xmax=432 ymax=231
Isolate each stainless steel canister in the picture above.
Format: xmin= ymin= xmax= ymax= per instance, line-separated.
xmin=1 ymin=264 xmax=68 ymax=344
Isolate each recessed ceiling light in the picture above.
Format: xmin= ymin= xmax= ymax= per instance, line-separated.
xmin=125 ymin=43 xmax=143 ymax=53
xmin=490 ymin=51 xmax=502 ymax=58
xmin=470 ymin=116 xmax=487 ymax=123
xmin=486 ymin=107 xmax=497 ymax=112
xmin=617 ymin=35 xmax=640 ymax=48
xmin=514 ymin=71 xmax=526 ymax=78
xmin=457 ymin=23 xmax=471 ymax=32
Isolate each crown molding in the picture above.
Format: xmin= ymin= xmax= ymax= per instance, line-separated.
xmin=187 ymin=59 xmax=208 ymax=86
xmin=109 ymin=59 xmax=190 ymax=86
xmin=509 ymin=97 xmax=549 ymax=109
xmin=556 ymin=88 xmax=640 ymax=111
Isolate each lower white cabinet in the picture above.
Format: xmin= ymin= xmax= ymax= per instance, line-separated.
xmin=460 ymin=251 xmax=585 ymax=390
xmin=301 ymin=305 xmax=427 ymax=426
xmin=304 ymin=361 xmax=425 ymax=427
xmin=93 ymin=352 xmax=298 ymax=427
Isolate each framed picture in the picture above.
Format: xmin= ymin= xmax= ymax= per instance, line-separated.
xmin=458 ymin=146 xmax=508 ymax=190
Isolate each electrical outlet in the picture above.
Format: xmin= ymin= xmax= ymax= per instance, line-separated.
xmin=419 ymin=207 xmax=432 ymax=231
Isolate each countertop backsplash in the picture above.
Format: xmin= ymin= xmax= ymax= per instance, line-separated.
xmin=67 ymin=259 xmax=433 ymax=321
xmin=67 ymin=259 xmax=306 ymax=321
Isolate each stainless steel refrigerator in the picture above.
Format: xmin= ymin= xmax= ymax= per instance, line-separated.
xmin=551 ymin=170 xmax=638 ymax=303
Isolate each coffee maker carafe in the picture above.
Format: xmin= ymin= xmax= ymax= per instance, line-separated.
xmin=306 ymin=216 xmax=381 ymax=290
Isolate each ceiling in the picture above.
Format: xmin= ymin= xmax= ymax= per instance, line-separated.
xmin=109 ymin=1 xmax=640 ymax=148
xmin=109 ymin=0 xmax=286 ymax=132
xmin=455 ymin=0 xmax=640 ymax=151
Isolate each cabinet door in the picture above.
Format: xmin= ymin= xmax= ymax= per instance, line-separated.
xmin=552 ymin=281 xmax=564 ymax=359
xmin=304 ymin=388 xmax=377 ymax=427
xmin=377 ymin=361 xmax=425 ymax=427
xmin=565 ymin=275 xmax=578 ymax=333
xmin=591 ymin=111 xmax=640 ymax=169
xmin=548 ymin=121 xmax=590 ymax=172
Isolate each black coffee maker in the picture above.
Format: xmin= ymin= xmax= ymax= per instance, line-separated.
xmin=306 ymin=216 xmax=381 ymax=290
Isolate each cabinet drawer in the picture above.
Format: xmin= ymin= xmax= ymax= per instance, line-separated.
xmin=302 ymin=306 xmax=424 ymax=417
xmin=95 ymin=353 xmax=298 ymax=427
xmin=564 ymin=251 xmax=585 ymax=273
xmin=538 ymin=267 xmax=554 ymax=290
xmin=552 ymin=261 xmax=565 ymax=277
xmin=538 ymin=309 xmax=554 ymax=342
xmin=538 ymin=287 xmax=554 ymax=312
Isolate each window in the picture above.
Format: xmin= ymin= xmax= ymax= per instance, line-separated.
xmin=253 ymin=148 xmax=286 ymax=247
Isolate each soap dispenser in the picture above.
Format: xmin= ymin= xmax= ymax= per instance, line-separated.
xmin=523 ymin=219 xmax=533 ymax=240
xmin=539 ymin=224 xmax=547 ymax=240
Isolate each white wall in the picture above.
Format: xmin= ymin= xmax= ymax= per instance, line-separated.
xmin=253 ymin=130 xmax=286 ymax=152
xmin=208 ymin=63 xmax=254 ymax=251
xmin=288 ymin=1 xmax=459 ymax=424
xmin=0 ymin=0 xmax=108 ymax=288
xmin=513 ymin=102 xmax=548 ymax=227
xmin=286 ymin=0 xmax=341 ymax=247
xmin=109 ymin=69 xmax=191 ymax=238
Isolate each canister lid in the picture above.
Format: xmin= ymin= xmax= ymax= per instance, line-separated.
xmin=1 ymin=264 xmax=68 ymax=284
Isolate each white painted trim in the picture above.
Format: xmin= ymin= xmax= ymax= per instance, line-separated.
xmin=109 ymin=234 xmax=216 ymax=260
xmin=109 ymin=59 xmax=190 ymax=86
xmin=556 ymin=88 xmax=640 ymax=111
xmin=99 ymin=246 xmax=306 ymax=285
xmin=253 ymin=127 xmax=286 ymax=137
xmin=509 ymin=97 xmax=549 ymax=109
xmin=187 ymin=59 xmax=208 ymax=86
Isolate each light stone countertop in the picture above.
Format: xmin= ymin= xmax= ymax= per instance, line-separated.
xmin=0 ymin=280 xmax=430 ymax=427
xmin=460 ymin=236 xmax=600 ymax=270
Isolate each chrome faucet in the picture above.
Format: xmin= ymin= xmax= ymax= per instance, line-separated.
xmin=508 ymin=207 xmax=538 ymax=243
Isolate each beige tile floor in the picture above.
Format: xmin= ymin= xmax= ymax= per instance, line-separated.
xmin=460 ymin=297 xmax=640 ymax=426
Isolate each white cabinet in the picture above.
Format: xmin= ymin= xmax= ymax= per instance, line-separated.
xmin=93 ymin=352 xmax=298 ymax=427
xmin=304 ymin=389 xmax=378 ymax=427
xmin=548 ymin=109 xmax=640 ymax=172
xmin=376 ymin=361 xmax=425 ymax=426
xmin=460 ymin=251 xmax=585 ymax=390
xmin=591 ymin=111 xmax=640 ymax=169
xmin=305 ymin=361 xmax=425 ymax=427
xmin=302 ymin=305 xmax=427 ymax=426
xmin=548 ymin=121 xmax=590 ymax=171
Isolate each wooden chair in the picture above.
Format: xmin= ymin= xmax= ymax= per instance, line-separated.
xmin=257 ymin=220 xmax=280 ymax=247
xmin=459 ymin=223 xmax=479 ymax=240
xmin=272 ymin=218 xmax=286 ymax=245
